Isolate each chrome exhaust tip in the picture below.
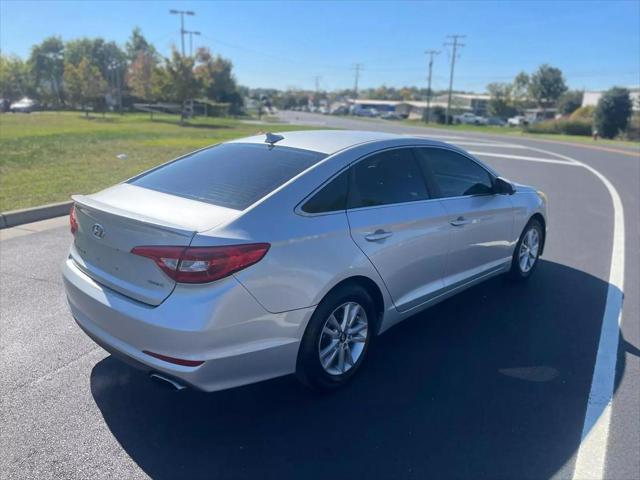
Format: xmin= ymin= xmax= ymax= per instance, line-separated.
xmin=149 ymin=372 xmax=187 ymax=391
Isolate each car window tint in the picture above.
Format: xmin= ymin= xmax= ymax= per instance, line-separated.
xmin=302 ymin=170 xmax=349 ymax=214
xmin=348 ymin=148 xmax=429 ymax=208
xmin=415 ymin=148 xmax=493 ymax=198
xmin=129 ymin=143 xmax=326 ymax=210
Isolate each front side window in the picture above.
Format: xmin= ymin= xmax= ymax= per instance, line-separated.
xmin=129 ymin=143 xmax=327 ymax=210
xmin=348 ymin=148 xmax=429 ymax=209
xmin=415 ymin=148 xmax=493 ymax=198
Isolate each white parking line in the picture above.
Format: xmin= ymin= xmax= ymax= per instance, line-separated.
xmin=514 ymin=145 xmax=626 ymax=480
xmin=468 ymin=151 xmax=577 ymax=166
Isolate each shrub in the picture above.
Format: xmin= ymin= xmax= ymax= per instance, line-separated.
xmin=594 ymin=87 xmax=633 ymax=139
xmin=525 ymin=118 xmax=592 ymax=136
xmin=570 ymin=105 xmax=594 ymax=120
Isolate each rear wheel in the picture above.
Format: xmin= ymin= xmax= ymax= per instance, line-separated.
xmin=509 ymin=219 xmax=543 ymax=280
xmin=296 ymin=285 xmax=375 ymax=391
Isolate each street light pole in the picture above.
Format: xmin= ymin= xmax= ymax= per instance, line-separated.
xmin=169 ymin=9 xmax=195 ymax=56
xmin=184 ymin=30 xmax=201 ymax=57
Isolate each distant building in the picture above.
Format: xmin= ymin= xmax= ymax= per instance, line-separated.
xmin=582 ymin=88 xmax=640 ymax=111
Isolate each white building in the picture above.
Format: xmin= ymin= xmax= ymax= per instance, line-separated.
xmin=582 ymin=88 xmax=640 ymax=111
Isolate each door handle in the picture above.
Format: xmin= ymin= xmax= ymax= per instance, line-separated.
xmin=364 ymin=229 xmax=393 ymax=241
xmin=450 ymin=216 xmax=471 ymax=227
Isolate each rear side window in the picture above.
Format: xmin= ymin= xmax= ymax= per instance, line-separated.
xmin=129 ymin=143 xmax=327 ymax=210
xmin=415 ymin=148 xmax=493 ymax=198
xmin=301 ymin=170 xmax=349 ymax=214
xmin=348 ymin=148 xmax=429 ymax=208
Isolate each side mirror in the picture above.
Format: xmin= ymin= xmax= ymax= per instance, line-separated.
xmin=494 ymin=177 xmax=515 ymax=195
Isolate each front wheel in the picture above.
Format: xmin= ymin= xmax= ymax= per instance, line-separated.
xmin=296 ymin=285 xmax=375 ymax=391
xmin=508 ymin=219 xmax=543 ymax=280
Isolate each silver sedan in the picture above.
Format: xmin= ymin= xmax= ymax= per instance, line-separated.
xmin=62 ymin=130 xmax=547 ymax=391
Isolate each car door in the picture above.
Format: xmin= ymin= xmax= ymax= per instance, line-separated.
xmin=414 ymin=147 xmax=514 ymax=288
xmin=346 ymin=147 xmax=450 ymax=312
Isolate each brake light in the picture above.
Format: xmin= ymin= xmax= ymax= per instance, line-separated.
xmin=131 ymin=243 xmax=270 ymax=283
xmin=70 ymin=205 xmax=78 ymax=235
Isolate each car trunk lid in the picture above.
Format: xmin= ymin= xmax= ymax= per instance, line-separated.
xmin=70 ymin=184 xmax=240 ymax=305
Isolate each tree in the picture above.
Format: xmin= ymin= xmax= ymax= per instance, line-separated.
xmin=558 ymin=90 xmax=583 ymax=116
xmin=511 ymin=72 xmax=530 ymax=107
xmin=194 ymin=48 xmax=243 ymax=114
xmin=594 ymin=87 xmax=632 ymax=139
xmin=128 ymin=50 xmax=164 ymax=118
xmin=65 ymin=38 xmax=126 ymax=111
xmin=63 ymin=58 xmax=106 ymax=116
xmin=0 ymin=55 xmax=33 ymax=100
xmin=28 ymin=36 xmax=65 ymax=105
xmin=125 ymin=27 xmax=156 ymax=62
xmin=528 ymin=64 xmax=567 ymax=110
xmin=164 ymin=49 xmax=200 ymax=122
xmin=486 ymin=82 xmax=517 ymax=118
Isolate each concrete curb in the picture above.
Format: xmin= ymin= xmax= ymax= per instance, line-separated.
xmin=0 ymin=201 xmax=72 ymax=229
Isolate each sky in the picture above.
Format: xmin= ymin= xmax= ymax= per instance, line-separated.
xmin=1 ymin=0 xmax=639 ymax=93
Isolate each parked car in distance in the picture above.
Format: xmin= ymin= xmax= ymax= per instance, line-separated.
xmin=353 ymin=107 xmax=379 ymax=117
xmin=508 ymin=115 xmax=529 ymax=127
xmin=10 ymin=97 xmax=36 ymax=113
xmin=381 ymin=111 xmax=402 ymax=120
xmin=487 ymin=117 xmax=507 ymax=126
xmin=63 ymin=130 xmax=547 ymax=393
xmin=453 ymin=112 xmax=488 ymax=125
xmin=330 ymin=105 xmax=349 ymax=115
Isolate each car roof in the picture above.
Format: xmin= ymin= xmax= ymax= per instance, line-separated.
xmin=227 ymin=129 xmax=449 ymax=155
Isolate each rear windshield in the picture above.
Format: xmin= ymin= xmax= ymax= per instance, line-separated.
xmin=129 ymin=143 xmax=327 ymax=210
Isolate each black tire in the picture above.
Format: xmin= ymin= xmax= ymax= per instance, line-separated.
xmin=508 ymin=218 xmax=544 ymax=281
xmin=296 ymin=284 xmax=376 ymax=391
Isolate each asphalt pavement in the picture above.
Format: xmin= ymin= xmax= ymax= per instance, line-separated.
xmin=1 ymin=113 xmax=638 ymax=480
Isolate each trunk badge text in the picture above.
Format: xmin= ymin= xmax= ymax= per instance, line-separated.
xmin=91 ymin=223 xmax=105 ymax=239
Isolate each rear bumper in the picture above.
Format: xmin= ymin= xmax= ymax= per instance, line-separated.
xmin=62 ymin=257 xmax=314 ymax=392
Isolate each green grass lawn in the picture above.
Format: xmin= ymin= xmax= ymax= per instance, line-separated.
xmin=0 ymin=112 xmax=317 ymax=211
xmin=401 ymin=119 xmax=640 ymax=148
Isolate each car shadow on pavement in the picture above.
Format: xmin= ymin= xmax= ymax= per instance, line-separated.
xmin=90 ymin=259 xmax=624 ymax=480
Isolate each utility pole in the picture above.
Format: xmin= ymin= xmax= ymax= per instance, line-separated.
xmin=169 ymin=9 xmax=195 ymax=56
xmin=444 ymin=34 xmax=465 ymax=124
xmin=184 ymin=30 xmax=201 ymax=57
xmin=352 ymin=63 xmax=363 ymax=101
xmin=424 ymin=50 xmax=440 ymax=123
xmin=313 ymin=75 xmax=321 ymax=107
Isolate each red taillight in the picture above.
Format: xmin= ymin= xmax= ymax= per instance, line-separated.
xmin=70 ymin=205 xmax=78 ymax=235
xmin=143 ymin=350 xmax=204 ymax=367
xmin=131 ymin=243 xmax=270 ymax=284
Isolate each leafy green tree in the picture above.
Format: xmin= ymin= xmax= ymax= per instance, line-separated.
xmin=164 ymin=49 xmax=200 ymax=122
xmin=558 ymin=90 xmax=583 ymax=116
xmin=63 ymin=58 xmax=106 ymax=116
xmin=528 ymin=64 xmax=568 ymax=109
xmin=194 ymin=48 xmax=243 ymax=114
xmin=594 ymin=87 xmax=632 ymax=138
xmin=28 ymin=36 xmax=65 ymax=105
xmin=128 ymin=50 xmax=165 ymax=118
xmin=125 ymin=27 xmax=157 ymax=62
xmin=486 ymin=82 xmax=518 ymax=118
xmin=0 ymin=55 xmax=33 ymax=100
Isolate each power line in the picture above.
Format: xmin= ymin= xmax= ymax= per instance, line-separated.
xmin=444 ymin=34 xmax=466 ymax=123
xmin=424 ymin=50 xmax=440 ymax=123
